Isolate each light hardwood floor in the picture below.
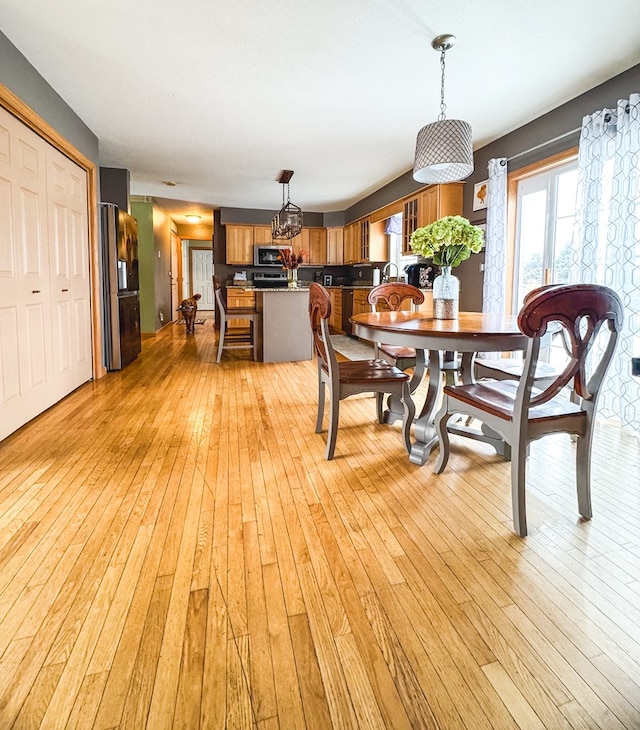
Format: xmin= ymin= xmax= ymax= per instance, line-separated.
xmin=0 ymin=320 xmax=639 ymax=729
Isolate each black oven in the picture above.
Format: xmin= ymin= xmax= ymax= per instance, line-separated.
xmin=254 ymin=245 xmax=291 ymax=267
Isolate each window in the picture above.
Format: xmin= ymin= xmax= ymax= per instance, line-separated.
xmin=386 ymin=214 xmax=418 ymax=277
xmin=512 ymin=159 xmax=578 ymax=312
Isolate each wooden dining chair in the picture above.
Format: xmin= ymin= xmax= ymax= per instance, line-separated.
xmin=368 ymin=283 xmax=426 ymax=421
xmin=213 ymin=276 xmax=258 ymax=363
xmin=434 ymin=284 xmax=623 ymax=537
xmin=309 ymin=283 xmax=415 ymax=460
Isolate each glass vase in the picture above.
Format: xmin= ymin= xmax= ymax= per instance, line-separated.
xmin=432 ymin=266 xmax=459 ymax=319
xmin=287 ymin=268 xmax=298 ymax=288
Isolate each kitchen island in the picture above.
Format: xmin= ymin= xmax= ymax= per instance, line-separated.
xmin=226 ymin=286 xmax=312 ymax=363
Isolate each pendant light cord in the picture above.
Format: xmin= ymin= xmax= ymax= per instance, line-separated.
xmin=438 ymin=47 xmax=447 ymax=122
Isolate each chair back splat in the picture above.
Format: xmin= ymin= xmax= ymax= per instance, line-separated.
xmin=308 ymin=283 xmax=415 ymax=460
xmin=368 ymin=283 xmax=425 ymax=312
xmin=434 ymin=283 xmax=623 ymax=537
xmin=517 ymin=284 xmax=623 ymax=407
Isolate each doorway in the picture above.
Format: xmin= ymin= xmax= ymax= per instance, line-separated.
xmin=189 ymin=247 xmax=214 ymax=310
xmin=513 ymin=159 xmax=578 ymax=311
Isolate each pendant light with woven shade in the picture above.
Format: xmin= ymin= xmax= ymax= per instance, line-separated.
xmin=413 ymin=34 xmax=474 ymax=184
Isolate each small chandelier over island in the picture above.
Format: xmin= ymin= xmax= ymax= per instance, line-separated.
xmin=271 ymin=170 xmax=303 ymax=240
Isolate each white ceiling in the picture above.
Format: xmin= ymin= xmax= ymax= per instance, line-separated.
xmin=2 ymin=0 xmax=639 ymax=218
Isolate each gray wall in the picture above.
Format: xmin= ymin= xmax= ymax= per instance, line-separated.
xmin=0 ymin=30 xmax=99 ymax=165
xmin=100 ymin=167 xmax=130 ymax=211
xmin=458 ymin=62 xmax=640 ymax=311
xmin=339 ymin=62 xmax=640 ymax=312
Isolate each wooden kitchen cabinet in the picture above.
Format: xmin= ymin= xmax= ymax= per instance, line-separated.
xmin=226 ymin=224 xmax=277 ymax=263
xmin=401 ymin=183 xmax=464 ymax=255
xmin=327 ymin=227 xmax=344 ymax=264
xmin=343 ymin=222 xmax=360 ymax=264
xmin=306 ymin=228 xmax=327 ymax=265
xmin=226 ymin=225 xmax=254 ymax=264
xmin=352 ymin=289 xmax=371 ymax=318
xmin=253 ymin=226 xmax=273 ymax=244
xmin=367 ymin=219 xmax=388 ymax=262
xmin=343 ymin=218 xmax=387 ymax=264
xmin=287 ymin=227 xmax=326 ymax=265
xmin=419 ymin=182 xmax=464 ymax=228
xmin=402 ymin=197 xmax=419 ymax=255
xmin=329 ymin=289 xmax=343 ymax=332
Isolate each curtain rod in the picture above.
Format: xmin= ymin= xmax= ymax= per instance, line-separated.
xmin=502 ymin=103 xmax=630 ymax=165
xmin=501 ymin=126 xmax=582 ymax=165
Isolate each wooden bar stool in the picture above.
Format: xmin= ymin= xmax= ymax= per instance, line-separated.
xmin=213 ymin=277 xmax=258 ymax=363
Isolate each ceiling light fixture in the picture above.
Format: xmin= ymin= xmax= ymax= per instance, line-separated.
xmin=271 ymin=170 xmax=303 ymax=240
xmin=413 ymin=34 xmax=474 ymax=184
xmin=185 ymin=214 xmax=201 ymax=223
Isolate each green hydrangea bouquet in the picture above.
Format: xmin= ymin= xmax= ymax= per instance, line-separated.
xmin=410 ymin=215 xmax=484 ymax=268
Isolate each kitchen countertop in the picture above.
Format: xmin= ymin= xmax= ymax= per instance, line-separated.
xmin=227 ymin=285 xmax=310 ymax=292
xmin=226 ymin=284 xmax=433 ymax=291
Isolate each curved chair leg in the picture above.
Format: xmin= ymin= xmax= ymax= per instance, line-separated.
xmin=511 ymin=439 xmax=528 ymax=537
xmin=376 ymin=393 xmax=385 ymax=424
xmin=400 ymin=383 xmax=415 ymax=455
xmin=576 ymin=431 xmax=593 ymax=520
xmin=216 ymin=319 xmax=226 ymax=363
xmin=316 ymin=375 xmax=326 ymax=434
xmin=434 ymin=401 xmax=452 ymax=474
xmin=326 ymin=393 xmax=339 ymax=460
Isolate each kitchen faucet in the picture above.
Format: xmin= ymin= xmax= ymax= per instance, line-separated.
xmin=382 ymin=262 xmax=399 ymax=283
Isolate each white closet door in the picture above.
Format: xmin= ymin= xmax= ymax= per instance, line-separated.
xmin=0 ymin=105 xmax=91 ymax=442
xmin=46 ymin=145 xmax=91 ymax=398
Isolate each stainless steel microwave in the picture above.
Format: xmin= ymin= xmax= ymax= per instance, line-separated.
xmin=254 ymin=245 xmax=291 ymax=267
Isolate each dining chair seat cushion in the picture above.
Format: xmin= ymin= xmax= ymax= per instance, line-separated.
xmin=443 ymin=380 xmax=584 ymax=422
xmin=378 ymin=344 xmax=417 ymax=361
xmin=323 ymin=359 xmax=411 ymax=385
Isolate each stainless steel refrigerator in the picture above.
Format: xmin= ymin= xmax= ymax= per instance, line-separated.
xmin=101 ymin=203 xmax=142 ymax=369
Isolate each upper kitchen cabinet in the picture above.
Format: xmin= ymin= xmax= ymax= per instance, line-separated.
xmin=343 ymin=218 xmax=388 ymax=264
xmin=400 ymin=183 xmax=464 ymax=255
xmin=327 ymin=227 xmax=344 ymax=265
xmin=343 ymin=222 xmax=360 ymax=264
xmin=226 ymin=224 xmax=277 ymax=263
xmin=401 ymin=197 xmax=419 ymax=255
xmin=226 ymin=224 xmax=254 ymax=264
xmin=419 ymin=182 xmax=464 ymax=228
xmin=306 ymin=228 xmax=327 ymax=265
xmin=287 ymin=227 xmax=326 ymax=265
xmin=367 ymin=219 xmax=388 ymax=262
xmin=253 ymin=226 xmax=274 ymax=244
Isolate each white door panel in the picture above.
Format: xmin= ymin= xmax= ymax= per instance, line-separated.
xmin=0 ymin=177 xmax=16 ymax=276
xmin=0 ymin=121 xmax=10 ymax=162
xmin=0 ymin=104 xmax=92 ymax=441
xmin=24 ymin=300 xmax=49 ymax=390
xmin=0 ymin=306 xmax=21 ymax=404
xmin=191 ymin=248 xmax=214 ymax=309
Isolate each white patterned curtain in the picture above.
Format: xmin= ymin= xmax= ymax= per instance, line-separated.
xmin=482 ymin=158 xmax=508 ymax=315
xmin=571 ymin=93 xmax=640 ymax=429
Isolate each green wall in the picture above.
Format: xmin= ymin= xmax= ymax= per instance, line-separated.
xmin=131 ymin=200 xmax=156 ymax=334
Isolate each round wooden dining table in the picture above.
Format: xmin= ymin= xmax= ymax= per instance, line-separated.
xmin=351 ymin=310 xmax=528 ymax=465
